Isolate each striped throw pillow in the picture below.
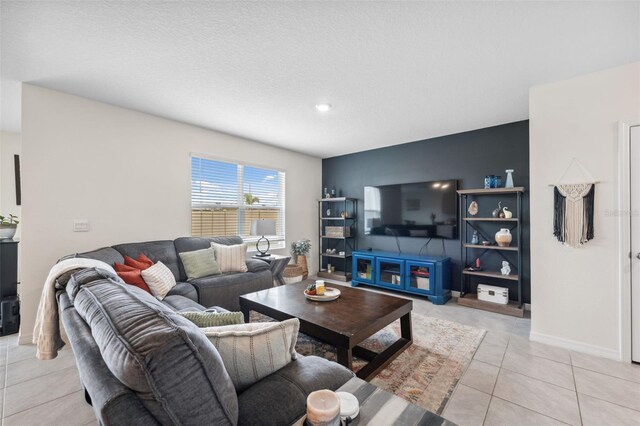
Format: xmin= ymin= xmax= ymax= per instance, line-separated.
xmin=202 ymin=318 xmax=299 ymax=391
xmin=141 ymin=261 xmax=176 ymax=300
xmin=179 ymin=311 xmax=244 ymax=327
xmin=210 ymin=243 xmax=248 ymax=273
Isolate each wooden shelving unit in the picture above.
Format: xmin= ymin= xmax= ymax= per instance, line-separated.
xmin=457 ymin=294 xmax=524 ymax=317
xmin=458 ymin=187 xmax=525 ymax=317
xmin=318 ymin=197 xmax=357 ymax=282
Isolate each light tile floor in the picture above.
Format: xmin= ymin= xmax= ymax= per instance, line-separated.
xmin=1 ymin=284 xmax=638 ymax=425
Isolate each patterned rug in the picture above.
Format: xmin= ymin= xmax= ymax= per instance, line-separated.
xmin=251 ymin=311 xmax=485 ymax=414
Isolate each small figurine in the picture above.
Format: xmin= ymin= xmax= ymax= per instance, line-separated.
xmin=501 ymin=261 xmax=511 ymax=276
xmin=492 ymin=202 xmax=502 ymax=218
xmin=468 ymin=201 xmax=479 ymax=216
xmin=471 ymin=231 xmax=479 ymax=245
xmin=502 ymin=207 xmax=513 ymax=219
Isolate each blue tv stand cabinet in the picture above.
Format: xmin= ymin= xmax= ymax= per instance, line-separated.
xmin=351 ymin=250 xmax=452 ymax=304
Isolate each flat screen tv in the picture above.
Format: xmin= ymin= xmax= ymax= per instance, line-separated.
xmin=364 ymin=180 xmax=458 ymax=239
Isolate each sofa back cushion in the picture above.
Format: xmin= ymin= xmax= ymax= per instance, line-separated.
xmin=74 ymin=247 xmax=125 ymax=266
xmin=112 ymin=241 xmax=181 ymax=280
xmin=71 ymin=270 xmax=239 ymax=425
xmin=174 ymin=237 xmax=244 ymax=280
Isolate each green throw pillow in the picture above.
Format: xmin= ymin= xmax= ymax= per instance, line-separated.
xmin=179 ymin=247 xmax=221 ymax=280
xmin=179 ymin=311 xmax=245 ymax=327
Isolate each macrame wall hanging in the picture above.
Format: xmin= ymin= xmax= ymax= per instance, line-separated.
xmin=550 ymin=158 xmax=598 ymax=248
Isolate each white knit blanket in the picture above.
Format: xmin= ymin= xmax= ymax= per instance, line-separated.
xmin=33 ymin=258 xmax=116 ymax=360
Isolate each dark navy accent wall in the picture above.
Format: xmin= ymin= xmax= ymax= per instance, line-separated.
xmin=322 ymin=120 xmax=530 ymax=304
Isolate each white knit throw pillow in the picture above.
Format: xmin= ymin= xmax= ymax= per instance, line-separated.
xmin=210 ymin=242 xmax=248 ymax=273
xmin=202 ymin=318 xmax=299 ymax=391
xmin=141 ymin=261 xmax=176 ymax=300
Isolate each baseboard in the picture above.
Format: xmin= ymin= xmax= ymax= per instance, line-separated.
xmin=451 ymin=291 xmax=531 ymax=311
xmin=529 ymin=331 xmax=620 ymax=361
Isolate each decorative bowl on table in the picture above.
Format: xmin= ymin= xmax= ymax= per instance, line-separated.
xmin=304 ymin=287 xmax=341 ymax=302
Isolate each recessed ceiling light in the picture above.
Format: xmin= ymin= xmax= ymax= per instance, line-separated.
xmin=432 ymin=183 xmax=441 ymax=188
xmin=315 ymin=103 xmax=332 ymax=112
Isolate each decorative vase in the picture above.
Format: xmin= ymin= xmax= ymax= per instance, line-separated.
xmin=495 ymin=228 xmax=512 ymax=247
xmin=0 ymin=225 xmax=17 ymax=240
xmin=297 ymin=255 xmax=309 ymax=279
xmin=505 ymin=169 xmax=514 ymax=188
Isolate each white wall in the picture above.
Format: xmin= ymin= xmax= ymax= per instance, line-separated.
xmin=0 ymin=131 xmax=22 ymax=238
xmin=529 ymin=62 xmax=640 ymax=359
xmin=20 ymin=84 xmax=322 ymax=343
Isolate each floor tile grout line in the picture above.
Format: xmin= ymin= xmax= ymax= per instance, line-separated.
xmin=569 ymin=363 xmax=640 ymax=385
xmin=2 ymin=364 xmax=79 ymax=392
xmin=575 ymin=391 xmax=640 ymax=414
xmin=498 ymin=362 xmax=576 ymax=391
xmin=568 ymin=353 xmax=584 ymax=426
xmin=489 ymin=394 xmax=574 ymax=426
xmin=2 ymin=358 xmax=77 ymax=389
xmin=2 ymin=388 xmax=85 ymax=421
xmin=496 ymin=367 xmax=578 ymax=395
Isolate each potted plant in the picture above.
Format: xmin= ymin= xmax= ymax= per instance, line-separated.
xmin=0 ymin=214 xmax=19 ymax=240
xmin=291 ymin=239 xmax=311 ymax=279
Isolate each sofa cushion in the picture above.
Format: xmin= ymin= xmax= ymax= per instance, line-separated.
xmin=237 ymin=356 xmax=354 ymax=426
xmin=245 ymin=258 xmax=270 ymax=273
xmin=203 ymin=319 xmax=300 ymax=391
xmin=190 ymin=270 xmax=273 ymax=311
xmin=71 ymin=272 xmax=239 ymax=425
xmin=75 ymin=247 xmax=124 ymax=266
xmin=179 ymin=247 xmax=221 ymax=280
xmin=112 ymin=241 xmax=181 ymax=280
xmin=166 ymin=281 xmax=198 ymax=301
xmin=161 ymin=295 xmax=207 ymax=312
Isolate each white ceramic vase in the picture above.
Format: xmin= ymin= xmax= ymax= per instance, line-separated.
xmin=495 ymin=228 xmax=512 ymax=247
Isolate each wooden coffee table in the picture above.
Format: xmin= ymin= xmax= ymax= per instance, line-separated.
xmin=239 ymin=280 xmax=413 ymax=381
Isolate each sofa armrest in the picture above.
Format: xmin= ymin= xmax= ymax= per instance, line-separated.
xmin=245 ymin=258 xmax=270 ymax=273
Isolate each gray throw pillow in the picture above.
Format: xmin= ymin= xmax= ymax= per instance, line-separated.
xmin=179 ymin=247 xmax=221 ymax=280
xmin=179 ymin=311 xmax=244 ymax=327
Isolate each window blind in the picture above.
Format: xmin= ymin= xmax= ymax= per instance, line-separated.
xmin=191 ymin=156 xmax=286 ymax=248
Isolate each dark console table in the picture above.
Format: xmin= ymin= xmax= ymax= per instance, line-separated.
xmin=0 ymin=239 xmax=19 ymax=335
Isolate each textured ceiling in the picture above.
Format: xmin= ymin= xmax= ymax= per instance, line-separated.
xmin=1 ymin=1 xmax=639 ymax=158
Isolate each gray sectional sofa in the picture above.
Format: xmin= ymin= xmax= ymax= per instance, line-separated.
xmin=70 ymin=236 xmax=273 ymax=311
xmin=58 ymin=238 xmax=354 ymax=425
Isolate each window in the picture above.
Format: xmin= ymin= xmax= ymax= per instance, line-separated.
xmin=191 ymin=156 xmax=286 ymax=249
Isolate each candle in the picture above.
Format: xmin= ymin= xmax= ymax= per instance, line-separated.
xmin=306 ymin=389 xmax=340 ymax=426
xmin=316 ymin=280 xmax=326 ymax=296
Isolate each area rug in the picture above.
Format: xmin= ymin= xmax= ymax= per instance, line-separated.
xmin=251 ymin=312 xmax=485 ymax=414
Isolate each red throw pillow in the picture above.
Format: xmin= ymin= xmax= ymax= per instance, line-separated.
xmin=114 ymin=262 xmax=152 ymax=293
xmin=124 ymin=254 xmax=153 ymax=271
xmin=137 ymin=253 xmax=154 ymax=267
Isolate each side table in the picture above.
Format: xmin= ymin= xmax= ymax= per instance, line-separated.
xmin=292 ymin=377 xmax=452 ymax=425
xmin=252 ymin=254 xmax=291 ymax=286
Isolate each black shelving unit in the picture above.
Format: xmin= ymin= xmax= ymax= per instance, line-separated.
xmin=317 ymin=197 xmax=357 ymax=282
xmin=457 ymin=187 xmax=525 ymax=317
xmin=0 ymin=240 xmax=19 ymax=335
